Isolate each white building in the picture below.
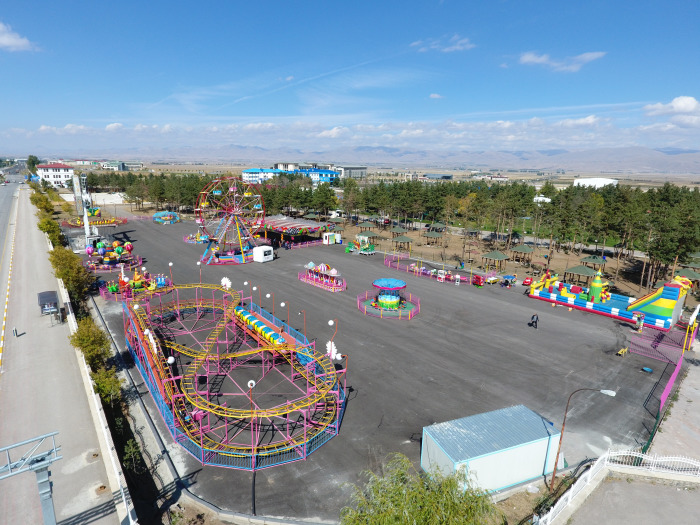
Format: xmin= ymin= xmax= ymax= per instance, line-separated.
xmin=36 ymin=163 xmax=74 ymax=187
xmin=242 ymin=168 xmax=284 ymax=184
xmin=573 ymin=177 xmax=618 ymax=189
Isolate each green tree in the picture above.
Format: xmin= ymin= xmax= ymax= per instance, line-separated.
xmin=26 ymin=154 xmax=39 ymax=174
xmin=37 ymin=217 xmax=65 ymax=246
xmin=340 ymin=453 xmax=500 ymax=525
xmin=123 ymin=438 xmax=142 ymax=473
xmin=48 ymin=247 xmax=93 ymax=308
xmin=91 ymin=367 xmax=122 ymax=407
xmin=69 ymin=317 xmax=111 ymax=369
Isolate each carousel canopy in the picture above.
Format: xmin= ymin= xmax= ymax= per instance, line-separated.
xmin=563 ymin=265 xmax=597 ymax=277
xmin=264 ymin=214 xmax=334 ymax=235
xmin=481 ymin=250 xmax=509 ymax=261
xmin=372 ymin=278 xmax=407 ymax=290
xmin=511 ymin=245 xmax=534 ymax=253
xmin=580 ymin=255 xmax=606 ymax=265
xmin=392 ymin=235 xmax=414 ymax=243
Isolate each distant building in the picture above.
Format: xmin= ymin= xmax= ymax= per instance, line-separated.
xmin=100 ymin=161 xmax=125 ymax=171
xmin=123 ymin=161 xmax=144 ymax=171
xmin=297 ymin=168 xmax=340 ymax=186
xmin=573 ymin=178 xmax=618 ymax=189
xmin=336 ymin=166 xmax=367 ymax=179
xmin=36 ymin=163 xmax=74 ymax=187
xmin=242 ymin=168 xmax=284 ymax=184
xmin=420 ymin=173 xmax=453 ymax=181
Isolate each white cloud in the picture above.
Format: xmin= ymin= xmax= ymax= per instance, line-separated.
xmin=244 ymin=122 xmax=277 ymax=131
xmin=0 ymin=22 xmax=35 ymax=52
xmin=38 ymin=124 xmax=88 ymax=134
xmin=429 ymin=93 xmax=443 ymax=99
xmin=411 ymin=34 xmax=475 ymax=53
xmin=105 ymin=123 xmax=123 ymax=131
xmin=644 ymin=96 xmax=700 ymax=116
xmin=519 ymin=51 xmax=606 ymax=72
xmin=557 ymin=115 xmax=601 ymax=128
xmin=317 ymin=126 xmax=349 ymax=138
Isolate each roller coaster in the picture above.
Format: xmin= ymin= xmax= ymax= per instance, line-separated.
xmin=123 ymin=283 xmax=347 ymax=470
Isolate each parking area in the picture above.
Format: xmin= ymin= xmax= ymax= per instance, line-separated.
xmin=94 ymin=217 xmax=661 ymax=521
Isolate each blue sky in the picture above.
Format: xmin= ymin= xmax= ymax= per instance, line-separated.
xmin=1 ymin=1 xmax=699 ymax=157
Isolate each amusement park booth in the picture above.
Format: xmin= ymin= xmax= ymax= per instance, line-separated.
xmin=421 ymin=405 xmax=560 ymax=492
xmin=322 ymin=231 xmax=342 ymax=244
xmin=252 ymin=245 xmax=274 ymax=263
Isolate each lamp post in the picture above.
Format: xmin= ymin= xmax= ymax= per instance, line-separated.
xmin=280 ymin=302 xmax=289 ymax=326
xmin=197 ymin=261 xmax=202 ymax=284
xmin=298 ymin=310 xmax=306 ymax=339
xmin=328 ymin=319 xmax=338 ymax=343
xmin=265 ymin=292 xmax=275 ymax=317
xmin=252 ymin=286 xmax=261 ymax=306
xmin=168 ymin=262 xmax=173 ymax=284
xmin=549 ymin=388 xmax=617 ymax=492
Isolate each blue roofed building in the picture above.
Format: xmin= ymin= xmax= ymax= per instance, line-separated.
xmin=421 ymin=405 xmax=560 ymax=492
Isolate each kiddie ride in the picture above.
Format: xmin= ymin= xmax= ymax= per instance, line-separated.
xmin=345 ymin=239 xmax=375 ymax=255
xmin=100 ymin=267 xmax=171 ymax=300
xmin=84 ymin=241 xmax=142 ymax=272
xmin=529 ymin=269 xmax=692 ymax=331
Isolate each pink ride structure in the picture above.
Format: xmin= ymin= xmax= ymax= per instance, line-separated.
xmin=298 ymin=262 xmax=346 ymax=292
xmin=122 ymin=281 xmax=348 ymax=471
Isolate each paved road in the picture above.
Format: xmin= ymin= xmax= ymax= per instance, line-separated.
xmin=87 ymin=214 xmax=664 ymax=522
xmin=0 ymin=188 xmax=119 ymax=525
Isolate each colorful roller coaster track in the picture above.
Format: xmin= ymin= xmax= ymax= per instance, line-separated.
xmin=123 ymin=283 xmax=347 ymax=470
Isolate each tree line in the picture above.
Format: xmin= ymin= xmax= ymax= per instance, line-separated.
xmin=83 ymin=170 xmax=700 ymax=287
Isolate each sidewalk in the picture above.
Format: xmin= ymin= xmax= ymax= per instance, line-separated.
xmin=0 ymin=189 xmax=121 ymax=524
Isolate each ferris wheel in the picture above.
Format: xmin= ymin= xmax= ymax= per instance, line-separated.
xmin=195 ymin=177 xmax=265 ymax=263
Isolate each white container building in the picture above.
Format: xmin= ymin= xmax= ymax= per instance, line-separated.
xmin=421 ymin=405 xmax=560 ymax=492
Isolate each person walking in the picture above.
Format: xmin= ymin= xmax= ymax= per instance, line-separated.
xmin=531 ymin=313 xmax=539 ymax=330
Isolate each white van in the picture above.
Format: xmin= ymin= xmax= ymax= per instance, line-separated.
xmin=329 ymin=209 xmax=345 ymax=218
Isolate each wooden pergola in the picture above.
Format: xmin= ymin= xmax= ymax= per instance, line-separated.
xmin=392 ymin=235 xmax=413 ymax=254
xmin=510 ymin=244 xmax=534 ymax=265
xmin=357 ymin=221 xmax=376 ymax=233
xmin=481 ymin=250 xmax=509 ymax=272
xmin=390 ymin=226 xmax=408 ymax=237
xmin=423 ymin=230 xmax=443 ymax=246
xmin=580 ymin=255 xmax=606 ymax=272
xmin=562 ymin=265 xmax=597 ymax=286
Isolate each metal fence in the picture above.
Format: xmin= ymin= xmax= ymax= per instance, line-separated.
xmin=356 ymin=290 xmax=420 ymax=320
xmin=534 ymin=449 xmax=700 ymax=524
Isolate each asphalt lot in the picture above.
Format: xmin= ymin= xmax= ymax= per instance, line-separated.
xmin=91 ymin=216 xmax=662 ymax=522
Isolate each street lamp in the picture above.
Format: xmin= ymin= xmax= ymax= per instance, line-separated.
xmin=266 ymin=292 xmax=275 ymax=317
xmin=168 ymin=262 xmax=173 ymax=284
xmin=280 ymin=302 xmax=289 ymax=325
xmin=197 ymin=261 xmax=202 ymax=284
xmin=298 ymin=310 xmax=306 ymax=339
xmin=549 ymin=388 xmax=617 ymax=492
xmin=252 ymin=286 xmax=261 ymax=306
xmin=328 ymin=319 xmax=338 ymax=343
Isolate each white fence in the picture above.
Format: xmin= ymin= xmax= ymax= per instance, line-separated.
xmin=534 ymin=449 xmax=700 ymax=524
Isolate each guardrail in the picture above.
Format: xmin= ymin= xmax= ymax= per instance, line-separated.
xmin=534 ymin=449 xmax=700 ymax=524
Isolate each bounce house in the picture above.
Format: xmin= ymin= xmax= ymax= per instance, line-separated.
xmin=529 ymin=270 xmax=691 ymax=331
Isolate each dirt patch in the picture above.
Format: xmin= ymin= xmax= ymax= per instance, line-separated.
xmin=496 ymin=485 xmax=546 ymax=524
